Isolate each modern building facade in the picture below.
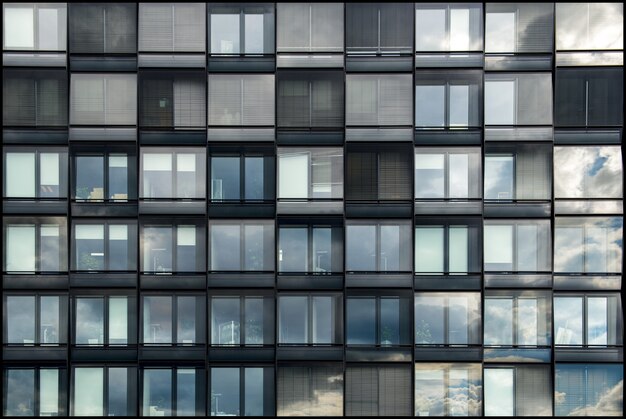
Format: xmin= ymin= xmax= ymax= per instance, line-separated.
xmin=1 ymin=2 xmax=624 ymax=416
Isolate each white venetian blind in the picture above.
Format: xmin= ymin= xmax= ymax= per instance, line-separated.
xmin=277 ymin=3 xmax=344 ymax=52
xmin=208 ymin=75 xmax=274 ymax=126
xmin=143 ymin=153 xmax=172 ymax=171
xmin=346 ymin=74 xmax=413 ymax=126
xmin=75 ymin=224 xmax=104 ymax=240
xmin=173 ymin=78 xmax=206 ymax=128
xmin=6 ymin=153 xmax=35 ymax=197
xmin=139 ymin=3 xmax=205 ymax=52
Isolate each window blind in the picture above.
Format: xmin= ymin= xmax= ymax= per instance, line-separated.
xmin=139 ymin=3 xmax=205 ymax=52
xmin=556 ymin=3 xmax=624 ymax=50
xmin=379 ymin=150 xmax=412 ymax=200
xmin=516 ymin=366 xmax=552 ymax=416
xmin=70 ymin=3 xmax=136 ymax=53
xmin=208 ymin=75 xmax=275 ymax=126
xmin=71 ymin=74 xmax=137 ymax=126
xmin=140 ymin=73 xmax=205 ymax=128
xmin=3 ymin=4 xmax=67 ymax=51
xmin=346 ymin=74 xmax=412 ymax=126
xmin=346 ymin=366 xmax=411 ymax=416
xmin=515 ymin=144 xmax=551 ymax=200
xmin=277 ymin=3 xmax=344 ymax=52
xmin=346 ymin=3 xmax=413 ymax=52
xmin=486 ymin=3 xmax=554 ymax=53
xmin=485 ymin=73 xmax=552 ymax=126
xmin=346 ymin=151 xmax=377 ymax=200
xmin=277 ymin=71 xmax=344 ymax=128
xmin=3 ymin=69 xmax=67 ymax=127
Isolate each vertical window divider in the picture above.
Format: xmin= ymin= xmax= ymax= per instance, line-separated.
xmin=307 ymin=225 xmax=313 ymax=272
xmin=240 ymin=296 xmax=246 ymax=345
xmin=103 ymin=295 xmax=109 ymax=346
xmin=239 ymin=367 xmax=245 ymax=415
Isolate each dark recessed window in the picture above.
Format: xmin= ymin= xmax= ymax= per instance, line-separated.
xmin=73 ymin=295 xmax=134 ymax=346
xmin=138 ymin=3 xmax=205 ymax=52
xmin=74 ymin=149 xmax=135 ymax=202
xmin=5 ymin=294 xmax=67 ymax=345
xmin=141 ymin=295 xmax=205 ymax=345
xmin=141 ymin=221 xmax=206 ymax=273
xmin=278 ymin=294 xmax=342 ymax=345
xmin=4 ymin=368 xmax=66 ymax=416
xmin=346 ymin=295 xmax=411 ymax=346
xmin=346 ymin=3 xmax=413 ymax=54
xmin=210 ymin=150 xmax=275 ymax=202
xmin=414 ymin=293 xmax=481 ymax=345
xmin=69 ymin=3 xmax=136 ymax=54
xmin=209 ymin=220 xmax=274 ymax=272
xmin=3 ymin=69 xmax=68 ymax=127
xmin=278 ymin=222 xmax=343 ymax=274
xmin=209 ymin=4 xmax=274 ymax=55
xmin=210 ymin=295 xmax=273 ymax=346
xmin=210 ymin=367 xmax=274 ymax=416
xmin=346 ymin=220 xmax=412 ymax=273
xmin=141 ymin=367 xmax=204 ymax=416
xmin=4 ymin=148 xmax=68 ymax=199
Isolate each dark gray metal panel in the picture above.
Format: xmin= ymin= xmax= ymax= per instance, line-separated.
xmin=3 ymin=129 xmax=68 ymax=145
xmin=277 ymin=275 xmax=344 ymax=290
xmin=483 ymin=348 xmax=552 ymax=363
xmin=208 ymin=203 xmax=276 ymax=218
xmin=555 ymin=348 xmax=623 ymax=362
xmin=209 ymin=347 xmax=275 ymax=362
xmin=345 ymin=128 xmax=413 ymax=142
xmin=414 ymin=201 xmax=483 ymax=216
xmin=71 ymin=203 xmax=138 ymax=217
xmin=139 ymin=130 xmax=207 ymax=145
xmin=345 ymin=347 xmax=412 ymax=362
xmin=207 ymin=56 xmax=276 ymax=72
xmin=207 ymin=273 xmax=275 ymax=288
xmin=483 ymin=202 xmax=552 ymax=218
xmin=3 ymin=200 xmax=68 ymax=215
xmin=138 ymin=54 xmax=206 ymax=68
xmin=485 ymin=54 xmax=553 ymax=71
xmin=140 ymin=274 xmax=206 ymax=289
xmin=277 ymin=54 xmax=344 ymax=69
xmin=345 ymin=202 xmax=413 ymax=218
xmin=207 ymin=128 xmax=275 ymax=142
xmin=414 ymin=130 xmax=483 ymax=145
xmin=3 ymin=347 xmax=68 ymax=361
xmin=553 ymin=275 xmax=622 ymax=290
xmin=276 ymin=347 xmax=343 ymax=361
xmin=484 ymin=274 xmax=553 ymax=288
xmin=276 ymin=201 xmax=343 ymax=216
xmin=3 ymin=274 xmax=69 ymax=290
xmin=346 ymin=56 xmax=413 ymax=72
xmin=69 ymin=127 xmax=137 ymax=142
xmin=346 ymin=273 xmax=413 ymax=288
xmin=414 ymin=275 xmax=482 ymax=291
xmin=484 ymin=127 xmax=553 ymax=142
xmin=414 ymin=347 xmax=483 ymax=362
xmin=276 ymin=130 xmax=344 ymax=145
xmin=138 ymin=346 xmax=206 ymax=361
xmin=138 ymin=201 xmax=206 ymax=215
xmin=70 ymin=273 xmax=137 ymax=288
xmin=70 ymin=348 xmax=138 ymax=362
xmin=69 ymin=56 xmax=137 ymax=71
xmin=554 ymin=129 xmax=622 ymax=144
xmin=3 ymin=52 xmax=67 ymax=67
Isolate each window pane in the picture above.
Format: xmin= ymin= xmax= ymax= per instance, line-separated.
xmin=177 ymin=296 xmax=196 ymax=344
xmin=484 ymin=299 xmax=513 ymax=345
xmin=484 ymin=369 xmax=514 ymax=416
xmin=142 ymin=154 xmax=172 ymax=198
xmin=7 ymin=296 xmax=35 ymax=344
xmin=415 ymin=85 xmax=445 ymax=127
xmin=40 ymin=296 xmax=60 ymax=344
xmin=450 ymin=8 xmax=470 ymax=51
xmin=143 ymin=227 xmax=173 ymax=272
xmin=74 ymin=368 xmax=104 ymax=416
xmin=109 ymin=155 xmax=128 ymax=200
xmin=380 ymin=298 xmax=399 ymax=345
xmin=485 ymin=156 xmax=514 ymax=200
xmin=414 ymin=368 xmax=445 ymax=416
xmin=518 ymin=299 xmax=538 ymax=346
xmin=244 ymin=157 xmax=264 ymax=200
xmin=5 ymin=369 xmax=35 ymax=416
xmin=177 ymin=369 xmax=196 ymax=416
xmin=75 ymin=224 xmax=104 ymax=271
xmin=38 ymin=8 xmax=61 ymax=50
xmin=39 ymin=153 xmax=60 ymax=198
xmin=347 ymin=298 xmax=376 ymax=345
xmin=312 ymin=296 xmax=333 ymax=344
xmin=279 ymin=296 xmax=307 ymax=344
xmin=449 ymin=227 xmax=469 ymax=273
xmin=449 ymin=84 xmax=470 ymax=127
xmin=40 ymin=224 xmax=61 ymax=272
xmin=244 ymin=224 xmax=265 ymax=271
xmin=277 ymin=366 xmax=343 ymax=416
xmin=449 ymin=297 xmax=470 ymax=345
xmin=415 ymin=8 xmax=446 ymax=51
xmin=175 ymin=154 xmax=199 ymax=199
xmin=109 ymin=297 xmax=128 ymax=345
xmin=517 ymin=225 xmax=538 ymax=271
xmin=486 ymin=12 xmax=515 ymax=52
xmin=6 ymin=225 xmax=36 ymax=272
xmin=244 ymin=298 xmax=264 ymax=345
xmin=555 ymin=364 xmax=623 ymax=416
xmin=4 ymin=7 xmax=34 ymax=49
xmin=109 ymin=368 xmax=130 ymax=416
xmin=346 ymin=225 xmax=376 ymax=271
xmin=554 ymin=297 xmax=583 ymax=346
xmin=211 ymin=14 xmax=240 ymax=53
xmin=6 ymin=153 xmax=35 ymax=197
xmin=40 ymin=369 xmax=59 ymax=416
xmin=415 ymin=296 xmax=444 ymax=344
xmin=485 ymin=80 xmax=515 ymax=125
xmin=143 ymin=296 xmax=172 ymax=344
xmin=484 ymin=225 xmax=513 ymax=271
xmin=380 ymin=225 xmax=401 ymax=272
xmin=415 ymin=227 xmax=444 ymax=273
xmin=76 ymin=156 xmax=104 ymax=200
xmin=279 ymin=228 xmax=308 ymax=272
xmin=210 ymin=224 xmax=240 ymax=271
xmin=109 ymin=224 xmax=130 ymax=271
xmin=587 ymin=297 xmax=608 ymax=346
xmin=278 ymin=152 xmax=308 ymax=199
xmin=211 ymin=368 xmax=239 ymax=416
xmin=143 ymin=369 xmax=171 ymax=416
xmin=211 ymin=298 xmax=240 ymax=345
xmin=554 ymin=226 xmax=584 ymax=272
xmin=312 ymin=227 xmax=332 ymax=273
xmin=415 ymin=154 xmax=445 ymax=198
xmin=449 ymin=154 xmax=469 ymax=198
xmin=176 ymin=226 xmax=196 ymax=272
xmin=245 ymin=14 xmax=263 ymax=54
xmin=76 ymin=298 xmax=104 ymax=345
xmin=245 ymin=368 xmax=264 ymax=416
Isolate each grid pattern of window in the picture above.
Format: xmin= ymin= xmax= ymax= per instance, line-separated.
xmin=2 ymin=2 xmax=624 ymax=417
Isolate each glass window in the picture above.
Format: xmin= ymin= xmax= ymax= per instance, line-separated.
xmin=555 ymin=68 xmax=623 ymax=127
xmin=73 ymin=221 xmax=136 ymax=271
xmin=141 ymin=149 xmax=205 ymax=199
xmin=415 ymin=148 xmax=482 ymax=199
xmin=210 ymin=153 xmax=273 ymax=202
xmin=141 ymin=222 xmax=205 ymax=273
xmin=554 ymin=294 xmax=622 ymax=347
xmin=277 ymin=71 xmax=344 ymax=128
xmin=4 ymin=149 xmax=67 ymax=199
xmin=73 ymin=367 xmax=135 ymax=416
xmin=346 ymin=3 xmax=413 ymax=54
xmin=555 ymin=364 xmax=623 ymax=416
xmin=556 ymin=3 xmax=623 ymax=51
xmin=74 ymin=296 xmax=130 ymax=346
xmin=414 ymin=293 xmax=481 ymax=346
xmin=70 ymin=74 xmax=137 ymax=126
xmin=4 ymin=217 xmax=67 ymax=273
xmin=484 ymin=292 xmax=551 ymax=347
xmin=346 ymin=74 xmax=413 ymax=126
xmin=3 ymin=69 xmax=68 ymax=127
xmin=484 ymin=366 xmax=552 ymax=416
xmin=415 ymin=71 xmax=482 ymax=128
xmin=278 ymin=224 xmax=342 ymax=273
xmin=210 ymin=296 xmax=269 ymax=346
xmin=554 ymin=146 xmax=623 ymax=199
xmin=4 ymin=368 xmax=64 ymax=416
xmin=415 ymin=4 xmax=483 ymax=52
xmin=70 ymin=3 xmax=136 ymax=54
xmin=5 ymin=294 xmax=65 ymax=346
xmin=209 ymin=4 xmax=274 ymax=55
xmin=209 ymin=220 xmax=274 ymax=272
xmin=346 ymin=365 xmax=412 ymax=416
xmin=3 ymin=3 xmax=66 ymax=51
xmin=277 ymin=366 xmax=343 ymax=416
xmin=277 ymin=148 xmax=343 ymax=200
xmin=142 ymin=368 xmax=203 ymax=416
xmin=278 ymin=294 xmax=341 ymax=345
xmin=485 ymin=143 xmax=552 ymax=201
xmin=346 ymin=221 xmax=412 ymax=272
xmin=485 ymin=3 xmax=553 ymax=53
xmin=414 ymin=363 xmax=482 ymax=416
xmin=555 ymin=217 xmax=623 ymax=274
xmin=484 ymin=74 xmax=553 ymax=126
xmin=142 ymin=295 xmax=204 ymax=345
xmin=484 ymin=220 xmax=551 ymax=272
xmin=347 ymin=296 xmax=411 ymax=346
xmin=210 ymin=367 xmax=273 ymax=416
xmin=277 ymin=3 xmax=344 ymax=52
